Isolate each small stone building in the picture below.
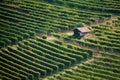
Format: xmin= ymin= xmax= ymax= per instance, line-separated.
xmin=73 ymin=27 xmax=91 ymax=38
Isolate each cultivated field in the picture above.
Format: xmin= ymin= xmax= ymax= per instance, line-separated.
xmin=0 ymin=0 xmax=120 ymax=80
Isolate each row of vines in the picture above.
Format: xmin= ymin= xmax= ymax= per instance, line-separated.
xmin=0 ymin=37 xmax=93 ymax=80
xmin=46 ymin=52 xmax=120 ymax=80
xmin=0 ymin=0 xmax=111 ymax=48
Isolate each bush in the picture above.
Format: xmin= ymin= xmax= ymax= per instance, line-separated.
xmin=118 ymin=17 xmax=120 ymax=20
xmin=42 ymin=35 xmax=47 ymax=39
xmin=73 ymin=22 xmax=84 ymax=28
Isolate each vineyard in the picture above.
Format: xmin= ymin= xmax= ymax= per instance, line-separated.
xmin=0 ymin=0 xmax=120 ymax=80
xmin=46 ymin=52 xmax=120 ymax=80
xmin=56 ymin=18 xmax=120 ymax=53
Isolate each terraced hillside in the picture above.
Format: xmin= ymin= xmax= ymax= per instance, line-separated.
xmin=0 ymin=0 xmax=112 ymax=48
xmin=56 ymin=18 xmax=120 ymax=53
xmin=45 ymin=52 xmax=120 ymax=80
xmin=0 ymin=37 xmax=93 ymax=80
xmin=0 ymin=0 xmax=120 ymax=80
xmin=42 ymin=0 xmax=120 ymax=14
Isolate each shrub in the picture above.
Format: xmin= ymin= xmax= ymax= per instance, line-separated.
xmin=42 ymin=35 xmax=47 ymax=39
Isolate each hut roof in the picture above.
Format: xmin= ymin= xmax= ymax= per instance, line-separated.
xmin=76 ymin=27 xmax=91 ymax=33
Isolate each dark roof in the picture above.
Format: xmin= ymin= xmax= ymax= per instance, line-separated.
xmin=76 ymin=27 xmax=91 ymax=33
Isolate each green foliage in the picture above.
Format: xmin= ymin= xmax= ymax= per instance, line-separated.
xmin=0 ymin=0 xmax=120 ymax=80
xmin=47 ymin=52 xmax=120 ymax=80
xmin=42 ymin=35 xmax=47 ymax=39
xmin=73 ymin=23 xmax=84 ymax=28
xmin=52 ymin=33 xmax=61 ymax=39
xmin=54 ymin=40 xmax=63 ymax=45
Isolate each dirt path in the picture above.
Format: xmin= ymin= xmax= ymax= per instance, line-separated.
xmin=46 ymin=16 xmax=118 ymax=41
xmin=45 ymin=16 xmax=118 ymax=54
xmin=46 ymin=36 xmax=58 ymax=41
xmin=42 ymin=17 xmax=118 ymax=80
xmin=85 ymin=16 xmax=117 ymax=28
